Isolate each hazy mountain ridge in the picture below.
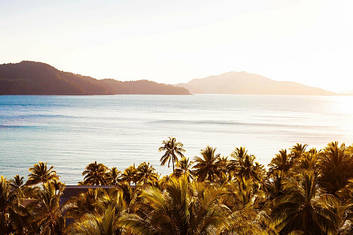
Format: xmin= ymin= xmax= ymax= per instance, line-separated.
xmin=0 ymin=61 xmax=190 ymax=95
xmin=0 ymin=61 xmax=339 ymax=96
xmin=179 ymin=71 xmax=335 ymax=95
xmin=341 ymin=89 xmax=353 ymax=95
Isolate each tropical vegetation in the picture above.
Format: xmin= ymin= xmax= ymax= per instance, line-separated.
xmin=1 ymin=138 xmax=353 ymax=234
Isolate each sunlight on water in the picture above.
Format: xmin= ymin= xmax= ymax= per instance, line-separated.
xmin=1 ymin=95 xmax=353 ymax=184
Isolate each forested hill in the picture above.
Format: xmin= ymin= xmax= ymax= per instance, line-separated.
xmin=0 ymin=61 xmax=190 ymax=95
xmin=179 ymin=71 xmax=334 ymax=95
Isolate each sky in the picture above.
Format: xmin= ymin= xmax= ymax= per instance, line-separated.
xmin=1 ymin=0 xmax=352 ymax=92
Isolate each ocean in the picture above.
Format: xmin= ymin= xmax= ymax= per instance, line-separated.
xmin=1 ymin=94 xmax=353 ymax=184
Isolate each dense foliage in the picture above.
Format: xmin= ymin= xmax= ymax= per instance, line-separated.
xmin=1 ymin=138 xmax=353 ymax=234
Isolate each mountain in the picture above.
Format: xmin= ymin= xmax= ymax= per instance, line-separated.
xmin=179 ymin=72 xmax=334 ymax=95
xmin=340 ymin=89 xmax=353 ymax=95
xmin=0 ymin=61 xmax=190 ymax=95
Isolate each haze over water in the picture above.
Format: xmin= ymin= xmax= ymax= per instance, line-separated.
xmin=1 ymin=94 xmax=353 ymax=184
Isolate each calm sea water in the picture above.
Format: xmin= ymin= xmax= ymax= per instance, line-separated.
xmin=1 ymin=95 xmax=353 ymax=184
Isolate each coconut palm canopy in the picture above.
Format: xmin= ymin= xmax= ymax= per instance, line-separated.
xmin=1 ymin=140 xmax=353 ymax=234
xmin=159 ymin=137 xmax=186 ymax=171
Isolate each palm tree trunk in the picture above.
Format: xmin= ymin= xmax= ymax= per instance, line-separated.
xmin=172 ymin=157 xmax=175 ymax=172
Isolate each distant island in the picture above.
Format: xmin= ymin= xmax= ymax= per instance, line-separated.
xmin=342 ymin=89 xmax=353 ymax=95
xmin=179 ymin=71 xmax=335 ymax=95
xmin=0 ymin=61 xmax=338 ymax=96
xmin=0 ymin=61 xmax=190 ymax=95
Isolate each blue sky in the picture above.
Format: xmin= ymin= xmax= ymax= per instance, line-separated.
xmin=1 ymin=0 xmax=352 ymax=91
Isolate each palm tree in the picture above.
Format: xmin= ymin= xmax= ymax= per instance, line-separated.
xmin=228 ymin=147 xmax=264 ymax=182
xmin=9 ymin=175 xmax=26 ymax=199
xmin=290 ymin=143 xmax=308 ymax=162
xmin=268 ymin=149 xmax=293 ymax=177
xmin=294 ymin=148 xmax=319 ymax=174
xmin=173 ymin=156 xmax=193 ymax=181
xmin=223 ymin=205 xmax=263 ymax=234
xmin=65 ymin=189 xmax=104 ymax=221
xmin=337 ymin=179 xmax=353 ymax=234
xmin=120 ymin=164 xmax=138 ymax=186
xmin=136 ymin=162 xmax=159 ymax=185
xmin=115 ymin=182 xmax=136 ymax=213
xmin=214 ymin=156 xmax=230 ymax=185
xmin=82 ymin=161 xmax=108 ymax=185
xmin=68 ymin=205 xmax=124 ymax=235
xmin=256 ymin=211 xmax=278 ymax=235
xmin=68 ymin=189 xmax=127 ymax=234
xmin=263 ymin=172 xmax=286 ymax=202
xmin=272 ymin=171 xmax=339 ymax=234
xmin=0 ymin=176 xmax=17 ymax=233
xmin=33 ymin=181 xmax=66 ymax=234
xmin=266 ymin=149 xmax=295 ymax=202
xmin=10 ymin=175 xmax=25 ymax=190
xmin=106 ymin=167 xmax=121 ymax=186
xmin=318 ymin=142 xmax=353 ymax=195
xmin=222 ymin=176 xmax=268 ymax=234
xmin=121 ymin=176 xmax=228 ymax=234
xmin=216 ymin=156 xmax=228 ymax=172
xmin=193 ymin=146 xmax=221 ymax=182
xmin=159 ymin=137 xmax=185 ymax=171
xmin=0 ymin=176 xmax=36 ymax=234
xmin=223 ymin=177 xmax=260 ymax=211
xmin=26 ymin=162 xmax=58 ymax=186
xmin=158 ymin=175 xmax=171 ymax=190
